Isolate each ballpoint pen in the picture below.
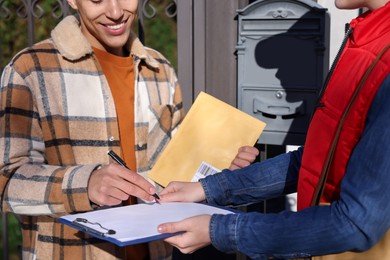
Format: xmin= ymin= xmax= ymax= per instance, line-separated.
xmin=107 ymin=150 xmax=161 ymax=203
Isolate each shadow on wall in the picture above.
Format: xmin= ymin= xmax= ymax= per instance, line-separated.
xmin=255 ymin=33 xmax=318 ymax=89
xmin=244 ymin=10 xmax=329 ymax=145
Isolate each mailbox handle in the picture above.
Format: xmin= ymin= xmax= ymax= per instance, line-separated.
xmin=253 ymin=98 xmax=305 ymax=116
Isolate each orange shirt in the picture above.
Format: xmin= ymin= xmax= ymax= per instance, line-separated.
xmin=93 ymin=47 xmax=136 ymax=171
xmin=93 ymin=49 xmax=150 ymax=259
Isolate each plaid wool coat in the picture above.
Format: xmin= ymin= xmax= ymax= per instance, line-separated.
xmin=0 ymin=15 xmax=184 ymax=259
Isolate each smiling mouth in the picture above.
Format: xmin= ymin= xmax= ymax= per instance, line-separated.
xmin=106 ymin=20 xmax=127 ymax=30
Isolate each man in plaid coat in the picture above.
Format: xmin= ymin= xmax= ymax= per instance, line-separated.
xmin=0 ymin=0 xmax=184 ymax=259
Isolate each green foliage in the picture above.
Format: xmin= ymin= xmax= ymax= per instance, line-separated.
xmin=1 ymin=1 xmax=27 ymax=68
xmin=0 ymin=0 xmax=64 ymax=68
xmin=0 ymin=214 xmax=22 ymax=259
xmin=143 ymin=0 xmax=177 ymax=69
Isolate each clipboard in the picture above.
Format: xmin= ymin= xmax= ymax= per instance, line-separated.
xmin=57 ymin=202 xmax=234 ymax=246
xmin=148 ymin=91 xmax=266 ymax=187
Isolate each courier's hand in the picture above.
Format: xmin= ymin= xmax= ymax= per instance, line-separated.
xmin=88 ymin=164 xmax=156 ymax=206
xmin=159 ymin=181 xmax=206 ymax=203
xmin=158 ymin=214 xmax=212 ymax=254
xmin=229 ymin=146 xmax=259 ymax=170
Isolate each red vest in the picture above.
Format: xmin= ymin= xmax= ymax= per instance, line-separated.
xmin=297 ymin=3 xmax=390 ymax=210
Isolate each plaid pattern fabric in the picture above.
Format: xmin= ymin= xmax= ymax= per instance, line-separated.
xmin=0 ymin=15 xmax=183 ymax=259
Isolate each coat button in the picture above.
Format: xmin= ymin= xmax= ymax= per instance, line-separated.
xmin=109 ymin=136 xmax=115 ymax=142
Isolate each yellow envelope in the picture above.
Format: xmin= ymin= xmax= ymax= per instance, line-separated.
xmin=148 ymin=91 xmax=266 ymax=187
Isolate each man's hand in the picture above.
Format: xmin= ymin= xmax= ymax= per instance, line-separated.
xmin=229 ymin=146 xmax=259 ymax=170
xmin=88 ymin=164 xmax=156 ymax=206
xmin=158 ymin=214 xmax=212 ymax=254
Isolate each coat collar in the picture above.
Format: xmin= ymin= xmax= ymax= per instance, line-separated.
xmin=349 ymin=2 xmax=390 ymax=46
xmin=51 ymin=15 xmax=159 ymax=68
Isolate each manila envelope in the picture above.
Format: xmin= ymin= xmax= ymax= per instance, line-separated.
xmin=148 ymin=91 xmax=266 ymax=187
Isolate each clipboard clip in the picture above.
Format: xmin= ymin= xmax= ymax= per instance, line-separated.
xmin=72 ymin=218 xmax=116 ymax=237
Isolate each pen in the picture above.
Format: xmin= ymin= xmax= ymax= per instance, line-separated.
xmin=107 ymin=150 xmax=161 ymax=203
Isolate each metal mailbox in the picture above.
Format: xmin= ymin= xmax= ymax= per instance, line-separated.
xmin=236 ymin=0 xmax=329 ymax=145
